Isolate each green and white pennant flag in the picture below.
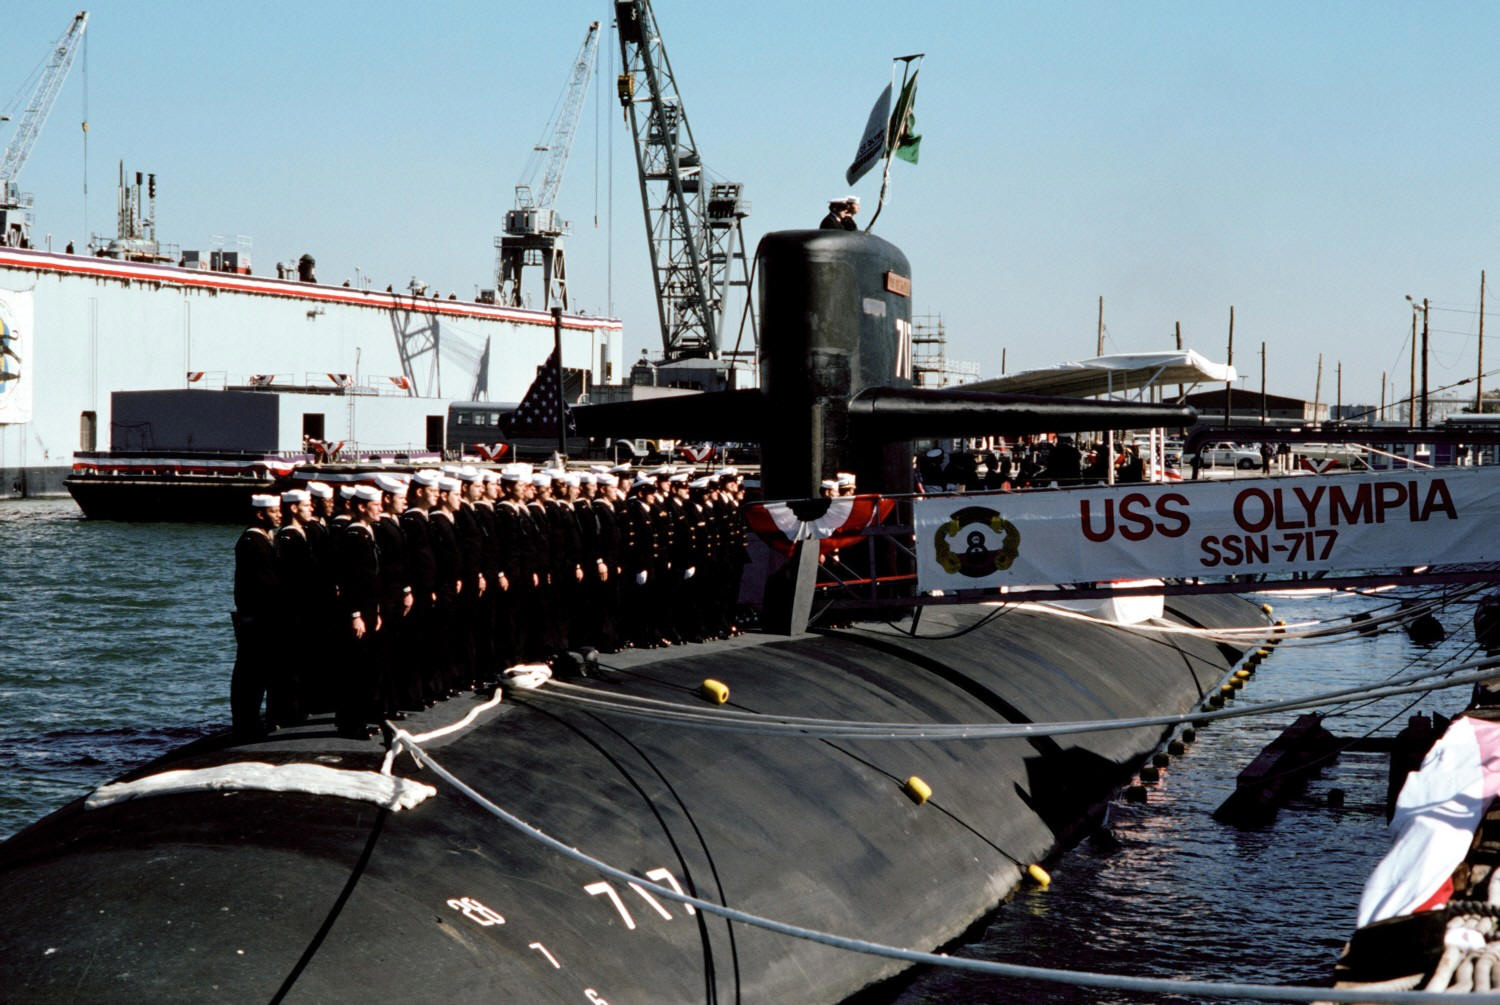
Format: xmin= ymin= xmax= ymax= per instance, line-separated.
xmin=845 ymin=62 xmax=922 ymax=185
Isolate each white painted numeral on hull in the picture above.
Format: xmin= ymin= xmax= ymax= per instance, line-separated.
xmin=644 ymin=867 xmax=696 ymax=915
xmin=446 ymin=896 xmax=505 ymax=927
xmin=528 ymin=942 xmax=561 ymax=969
xmin=627 ymin=881 xmax=673 ymax=920
xmin=584 ymin=881 xmax=636 ymax=930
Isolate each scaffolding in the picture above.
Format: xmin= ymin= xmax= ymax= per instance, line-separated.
xmin=910 ymin=314 xmax=978 ymax=388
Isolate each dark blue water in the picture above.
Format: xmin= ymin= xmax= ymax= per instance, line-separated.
xmin=0 ymin=499 xmax=1482 ymax=1001
xmin=0 ymin=499 xmax=235 ymax=838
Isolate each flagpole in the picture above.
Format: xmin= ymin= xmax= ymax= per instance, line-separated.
xmin=551 ymin=306 xmax=567 ymax=458
xmin=865 ymin=54 xmax=922 ymax=233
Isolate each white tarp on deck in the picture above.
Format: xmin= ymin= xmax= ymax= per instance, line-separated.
xmin=958 ymin=349 xmax=1238 ymax=401
xmin=1357 ymin=715 xmax=1500 ymax=926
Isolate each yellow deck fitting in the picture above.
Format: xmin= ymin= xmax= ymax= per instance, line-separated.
xmin=902 ymin=776 xmax=932 ymax=805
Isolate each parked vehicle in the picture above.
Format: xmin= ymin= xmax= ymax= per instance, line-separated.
xmin=1196 ymin=441 xmax=1262 ymax=469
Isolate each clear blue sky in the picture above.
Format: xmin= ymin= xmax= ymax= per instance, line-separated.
xmin=6 ymin=1 xmax=1498 ymax=408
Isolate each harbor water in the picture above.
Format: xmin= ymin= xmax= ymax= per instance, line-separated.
xmin=0 ymin=498 xmax=1483 ymax=1002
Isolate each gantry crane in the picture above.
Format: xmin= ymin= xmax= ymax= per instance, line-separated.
xmin=0 ymin=11 xmax=89 ymax=249
xmin=496 ymin=21 xmax=601 ymax=310
xmin=614 ymin=0 xmax=755 ymax=364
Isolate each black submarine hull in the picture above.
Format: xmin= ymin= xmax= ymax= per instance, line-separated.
xmin=0 ymin=594 xmax=1258 ymax=1002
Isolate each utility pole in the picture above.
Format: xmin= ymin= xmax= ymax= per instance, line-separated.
xmin=1336 ymin=361 xmax=1342 ymax=420
xmin=1096 ymin=296 xmax=1104 ymax=356
xmin=1260 ymin=342 xmax=1267 ymax=425
xmin=1409 ymin=310 xmax=1417 ymax=428
xmin=1224 ymin=307 xmax=1234 ymax=428
xmin=1175 ymin=321 xmax=1184 ymax=402
xmin=1001 ymin=347 xmax=1006 ymax=374
xmin=1313 ymin=353 xmax=1322 ymax=420
xmin=1381 ymin=372 xmax=1387 ymax=421
xmin=1421 ymin=297 xmax=1430 ymax=427
xmin=1480 ymin=270 xmax=1487 ymax=413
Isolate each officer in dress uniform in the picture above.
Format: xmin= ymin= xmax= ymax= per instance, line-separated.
xmin=666 ymin=473 xmax=702 ymax=642
xmin=334 ymin=484 xmax=383 ymax=738
xmin=401 ymin=470 xmax=442 ymax=705
xmin=649 ymin=470 xmax=678 ymax=644
xmin=546 ymin=470 xmax=585 ymax=654
xmin=719 ymin=469 xmax=748 ymax=635
xmin=232 ymin=494 xmax=282 ymax=737
xmin=687 ymin=476 xmax=722 ymax=639
xmin=527 ymin=472 xmax=561 ymax=657
xmin=273 ymin=488 xmax=317 ymax=726
xmin=590 ymin=472 xmax=624 ymax=651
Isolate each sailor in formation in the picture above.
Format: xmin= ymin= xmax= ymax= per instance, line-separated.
xmin=229 ymin=463 xmax=749 ymax=737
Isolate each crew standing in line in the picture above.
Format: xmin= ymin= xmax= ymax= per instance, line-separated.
xmin=231 ymin=494 xmax=282 ymax=738
xmin=273 ymin=488 xmax=317 ymax=727
xmin=401 ymin=470 xmax=442 ymax=706
xmin=336 ymin=484 xmax=384 ymax=738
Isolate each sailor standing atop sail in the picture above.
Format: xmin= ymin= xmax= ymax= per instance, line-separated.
xmin=819 ymin=195 xmax=859 ymax=231
xmin=231 ymin=494 xmax=282 ymax=738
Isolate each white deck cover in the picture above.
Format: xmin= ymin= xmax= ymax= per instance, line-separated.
xmin=957 ymin=349 xmax=1238 ymax=401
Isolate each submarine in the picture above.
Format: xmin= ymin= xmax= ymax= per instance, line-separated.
xmin=0 ymin=230 xmax=1265 ymax=1002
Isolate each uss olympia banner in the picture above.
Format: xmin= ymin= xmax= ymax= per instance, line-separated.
xmin=912 ymin=468 xmax=1500 ymax=591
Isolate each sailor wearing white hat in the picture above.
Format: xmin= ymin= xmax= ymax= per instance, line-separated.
xmin=273 ymin=487 xmax=318 ymax=728
xmin=232 ymin=491 xmax=283 ymax=737
xmin=333 ymin=478 xmax=385 ymax=738
xmin=400 ymin=465 xmax=443 ymax=706
xmin=373 ymin=471 xmax=414 ymax=710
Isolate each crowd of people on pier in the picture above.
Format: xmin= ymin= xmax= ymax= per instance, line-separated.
xmin=916 ymin=438 xmax=1150 ymax=492
xmin=231 ymin=463 xmax=750 ymax=739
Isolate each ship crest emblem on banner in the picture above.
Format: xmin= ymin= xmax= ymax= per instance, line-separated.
xmin=933 ymin=505 xmax=1021 ymax=577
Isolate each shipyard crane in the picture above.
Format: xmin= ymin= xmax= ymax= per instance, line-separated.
xmin=496 ymin=21 xmax=601 ymax=311
xmin=0 ymin=11 xmax=89 ymax=249
xmin=615 ymin=0 xmax=756 ymax=372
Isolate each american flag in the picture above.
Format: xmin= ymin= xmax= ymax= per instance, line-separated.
xmin=504 ymin=349 xmax=574 ymax=437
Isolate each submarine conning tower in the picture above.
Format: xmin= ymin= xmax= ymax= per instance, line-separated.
xmin=757 ymin=229 xmax=915 ymax=500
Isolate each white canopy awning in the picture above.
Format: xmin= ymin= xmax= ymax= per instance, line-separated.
xmin=957 ymin=349 xmax=1239 ymax=402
